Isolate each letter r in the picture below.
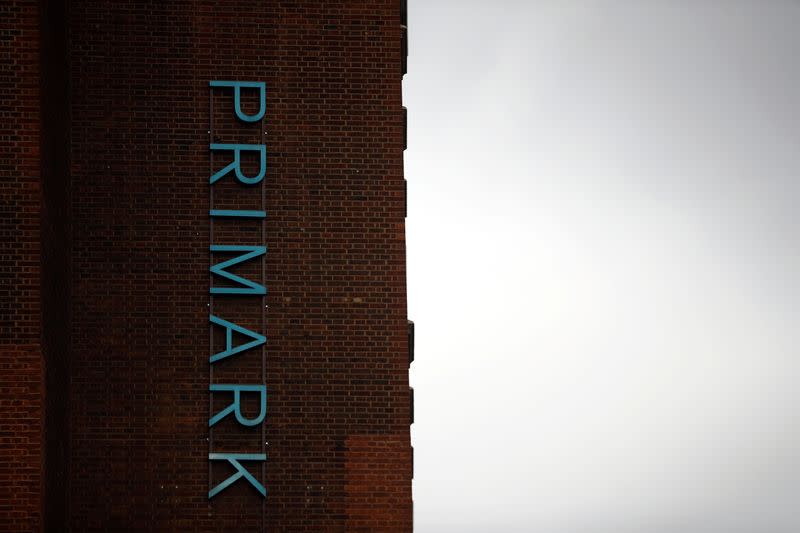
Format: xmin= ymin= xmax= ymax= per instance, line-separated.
xmin=209 ymin=384 xmax=267 ymax=427
xmin=210 ymin=143 xmax=266 ymax=185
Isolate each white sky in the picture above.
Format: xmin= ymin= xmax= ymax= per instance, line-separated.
xmin=405 ymin=2 xmax=800 ymax=532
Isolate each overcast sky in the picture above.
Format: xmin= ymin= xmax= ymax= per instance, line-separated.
xmin=405 ymin=2 xmax=800 ymax=532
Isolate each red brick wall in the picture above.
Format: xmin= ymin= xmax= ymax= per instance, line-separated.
xmin=345 ymin=435 xmax=413 ymax=531
xmin=67 ymin=1 xmax=411 ymax=531
xmin=0 ymin=1 xmax=43 ymax=531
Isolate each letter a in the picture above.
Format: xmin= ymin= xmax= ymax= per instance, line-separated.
xmin=209 ymin=315 xmax=266 ymax=363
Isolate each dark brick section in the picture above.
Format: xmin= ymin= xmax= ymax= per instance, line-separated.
xmin=0 ymin=1 xmax=44 ymax=531
xmin=40 ymin=0 xmax=72 ymax=528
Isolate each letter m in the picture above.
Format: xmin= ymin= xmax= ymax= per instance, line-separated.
xmin=210 ymin=245 xmax=266 ymax=295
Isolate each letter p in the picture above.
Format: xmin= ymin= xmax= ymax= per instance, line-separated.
xmin=209 ymin=80 xmax=266 ymax=122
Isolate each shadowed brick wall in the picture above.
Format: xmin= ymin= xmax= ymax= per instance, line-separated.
xmin=40 ymin=0 xmax=71 ymax=528
xmin=0 ymin=1 xmax=43 ymax=531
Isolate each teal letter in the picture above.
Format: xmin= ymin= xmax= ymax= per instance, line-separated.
xmin=209 ymin=80 xmax=266 ymax=122
xmin=209 ymin=209 xmax=266 ymax=218
xmin=209 ymin=384 xmax=267 ymax=427
xmin=209 ymin=315 xmax=266 ymax=363
xmin=208 ymin=453 xmax=267 ymax=499
xmin=210 ymin=245 xmax=266 ymax=295
xmin=210 ymin=143 xmax=266 ymax=185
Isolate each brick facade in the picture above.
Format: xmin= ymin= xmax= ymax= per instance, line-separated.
xmin=0 ymin=1 xmax=43 ymax=531
xmin=1 ymin=1 xmax=412 ymax=530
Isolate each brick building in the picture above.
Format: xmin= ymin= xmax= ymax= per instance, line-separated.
xmin=0 ymin=1 xmax=413 ymax=530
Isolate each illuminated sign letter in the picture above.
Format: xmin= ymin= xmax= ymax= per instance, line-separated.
xmin=209 ymin=80 xmax=266 ymax=122
xmin=210 ymin=143 xmax=266 ymax=185
xmin=209 ymin=384 xmax=267 ymax=427
xmin=208 ymin=453 xmax=267 ymax=499
xmin=209 ymin=315 xmax=266 ymax=363
xmin=209 ymin=209 xmax=266 ymax=218
xmin=209 ymin=245 xmax=267 ymax=295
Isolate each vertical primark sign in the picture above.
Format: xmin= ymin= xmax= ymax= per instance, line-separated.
xmin=207 ymin=80 xmax=268 ymax=500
